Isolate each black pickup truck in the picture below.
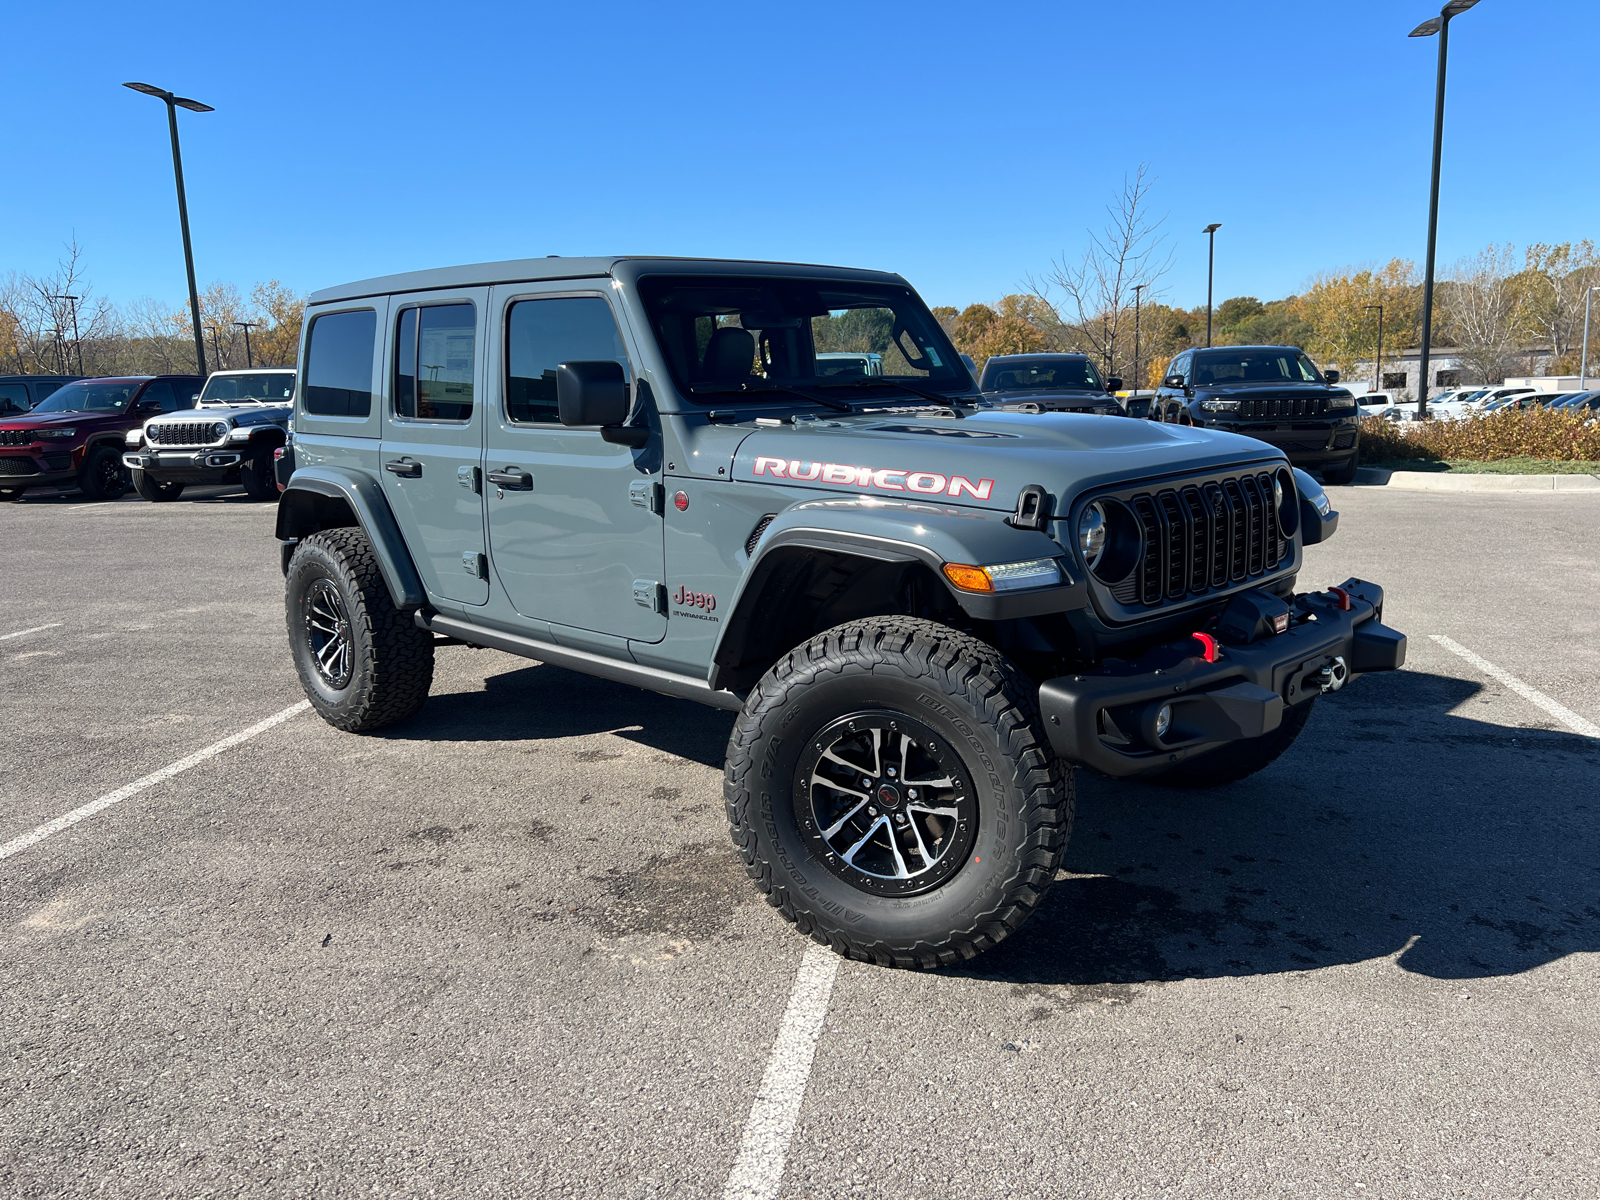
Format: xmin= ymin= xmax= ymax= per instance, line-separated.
xmin=1150 ymin=346 xmax=1360 ymax=484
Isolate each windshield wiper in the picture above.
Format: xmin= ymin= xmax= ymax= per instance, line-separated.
xmin=814 ymin=378 xmax=976 ymax=412
xmin=688 ymin=381 xmax=853 ymax=412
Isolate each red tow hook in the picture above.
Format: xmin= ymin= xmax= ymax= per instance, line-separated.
xmin=1328 ymin=586 xmax=1352 ymax=611
xmin=1191 ymin=631 xmax=1219 ymax=663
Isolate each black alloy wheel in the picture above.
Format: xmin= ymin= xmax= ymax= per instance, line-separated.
xmin=304 ymin=578 xmax=354 ymax=689
xmin=797 ymin=712 xmax=977 ymax=897
xmin=78 ymin=446 xmax=129 ymax=501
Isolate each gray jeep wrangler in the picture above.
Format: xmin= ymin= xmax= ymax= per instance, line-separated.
xmin=124 ymin=368 xmax=295 ymax=501
xmin=275 ymin=257 xmax=1405 ymax=969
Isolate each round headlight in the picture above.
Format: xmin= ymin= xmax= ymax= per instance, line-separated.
xmin=1273 ymin=474 xmax=1284 ymax=509
xmin=1078 ymin=502 xmax=1107 ymax=569
xmin=211 ymin=421 xmax=229 ymax=441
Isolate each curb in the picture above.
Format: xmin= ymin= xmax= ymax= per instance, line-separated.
xmin=1347 ymin=467 xmax=1600 ymax=493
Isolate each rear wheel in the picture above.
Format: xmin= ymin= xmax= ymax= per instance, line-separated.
xmin=131 ymin=470 xmax=185 ymax=502
xmin=286 ymin=527 xmax=434 ymax=732
xmin=78 ymin=446 xmax=129 ymax=501
xmin=241 ymin=448 xmax=279 ymax=501
xmin=1151 ymin=697 xmax=1317 ymax=789
xmin=725 ymin=616 xmax=1072 ymax=969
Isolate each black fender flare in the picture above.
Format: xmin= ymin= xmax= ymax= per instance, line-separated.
xmin=275 ymin=466 xmax=426 ymax=610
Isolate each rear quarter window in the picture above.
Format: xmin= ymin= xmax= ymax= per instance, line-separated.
xmin=304 ymin=310 xmax=378 ymax=417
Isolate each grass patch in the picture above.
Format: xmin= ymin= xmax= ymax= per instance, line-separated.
xmin=1371 ymin=457 xmax=1600 ymax=475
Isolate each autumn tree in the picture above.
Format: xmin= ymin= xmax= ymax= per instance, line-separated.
xmin=1439 ymin=244 xmax=1527 ymax=385
xmin=942 ymin=295 xmax=1055 ymax=370
xmin=1292 ymin=259 xmax=1420 ymax=382
xmin=1514 ymin=241 xmax=1600 ymax=372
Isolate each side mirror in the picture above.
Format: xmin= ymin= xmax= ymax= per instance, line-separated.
xmin=556 ymin=360 xmax=647 ymax=448
xmin=1105 ymin=376 xmax=1123 ymax=392
xmin=1324 ymin=370 xmax=1340 ymax=384
xmin=1163 ymin=373 xmax=1185 ymax=389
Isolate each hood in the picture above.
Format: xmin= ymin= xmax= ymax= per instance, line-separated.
xmin=983 ymin=385 xmax=1104 ymax=400
xmin=730 ymin=410 xmax=1286 ymax=513
xmin=161 ymin=402 xmax=289 ymax=423
xmin=0 ymin=409 xmax=118 ymax=429
xmin=1194 ymin=380 xmax=1352 ymax=402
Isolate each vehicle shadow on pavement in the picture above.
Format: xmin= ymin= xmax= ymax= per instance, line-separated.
xmin=381 ymin=658 xmax=736 ymax=770
xmin=959 ymin=667 xmax=1600 ymax=986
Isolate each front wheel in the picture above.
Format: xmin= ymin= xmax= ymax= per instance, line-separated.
xmin=131 ymin=470 xmax=185 ymax=502
xmin=286 ymin=527 xmax=434 ymax=731
xmin=1151 ymin=697 xmax=1317 ymax=789
xmin=78 ymin=447 xmax=129 ymax=501
xmin=725 ymin=617 xmax=1072 ymax=969
xmin=240 ymin=449 xmax=279 ymax=501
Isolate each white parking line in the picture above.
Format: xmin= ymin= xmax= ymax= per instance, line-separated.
xmin=721 ymin=944 xmax=841 ymax=1200
xmin=1 ymin=623 xmax=63 ymax=641
xmin=1431 ymin=635 xmax=1599 ymax=738
xmin=0 ymin=700 xmax=311 ymax=863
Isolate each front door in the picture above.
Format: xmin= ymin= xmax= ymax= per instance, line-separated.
xmin=379 ymin=289 xmax=489 ymax=606
xmin=484 ymin=288 xmax=665 ymax=642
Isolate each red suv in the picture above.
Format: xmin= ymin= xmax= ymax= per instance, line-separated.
xmin=0 ymin=375 xmax=202 ymax=501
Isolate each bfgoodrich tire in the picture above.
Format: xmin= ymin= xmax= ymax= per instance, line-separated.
xmin=725 ymin=616 xmax=1072 ymax=969
xmin=131 ymin=470 xmax=185 ymax=502
xmin=1152 ymin=697 xmax=1317 ymax=789
xmin=286 ymin=527 xmax=434 ymax=732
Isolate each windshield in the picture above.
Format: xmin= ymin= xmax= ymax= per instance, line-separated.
xmin=29 ymin=381 xmax=140 ymax=413
xmin=981 ymin=357 xmax=1102 ymax=392
xmin=1190 ymin=349 xmax=1322 ymax=386
xmin=200 ymin=372 xmax=295 ymax=403
xmin=639 ymin=276 xmax=971 ymax=401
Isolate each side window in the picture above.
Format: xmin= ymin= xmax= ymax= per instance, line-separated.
xmin=304 ymin=309 xmax=378 ymax=417
xmin=505 ymin=297 xmax=630 ymax=424
xmin=0 ymin=384 xmax=27 ymax=414
xmin=394 ymin=303 xmax=475 ymax=422
xmin=141 ymin=381 xmax=178 ymax=411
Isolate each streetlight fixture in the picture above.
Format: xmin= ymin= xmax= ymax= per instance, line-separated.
xmin=1407 ymin=0 xmax=1482 ymax=420
xmin=1132 ymin=283 xmax=1146 ymax=399
xmin=206 ymin=324 xmax=224 ymax=372
xmin=1203 ymin=224 xmax=1222 ymax=347
xmin=123 ymin=81 xmax=214 ymax=377
xmin=48 ymin=294 xmax=84 ymax=375
xmin=234 ymin=320 xmax=259 ymax=369
xmin=1364 ymin=304 xmax=1384 ymax=395
xmin=1581 ymin=286 xmax=1599 ymax=391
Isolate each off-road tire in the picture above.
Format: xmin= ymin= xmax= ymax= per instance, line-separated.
xmin=1151 ymin=696 xmax=1317 ymax=789
xmin=131 ymin=470 xmax=185 ymax=502
xmin=286 ymin=528 xmax=434 ymax=732
xmin=78 ymin=446 xmax=129 ymax=501
xmin=0 ymin=487 xmax=23 ymax=502
xmin=241 ymin=449 xmax=279 ymax=501
xmin=1322 ymin=451 xmax=1360 ymax=486
xmin=725 ymin=616 xmax=1072 ymax=969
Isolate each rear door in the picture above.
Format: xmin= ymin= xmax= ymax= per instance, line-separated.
xmin=379 ymin=289 xmax=490 ymax=606
xmin=483 ymin=286 xmax=665 ymax=642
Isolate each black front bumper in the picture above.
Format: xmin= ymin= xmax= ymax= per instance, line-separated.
xmin=1039 ymin=578 xmax=1404 ymax=778
xmin=1209 ymin=416 xmax=1360 ymax=467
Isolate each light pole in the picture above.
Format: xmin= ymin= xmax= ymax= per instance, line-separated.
xmin=1364 ymin=304 xmax=1384 ymax=395
xmin=123 ymin=81 xmax=214 ymax=377
xmin=1132 ymin=283 xmax=1146 ymax=397
xmin=1408 ymin=0 xmax=1482 ymax=420
xmin=49 ymin=294 xmax=83 ymax=375
xmin=234 ymin=320 xmax=259 ymax=368
xmin=206 ymin=325 xmax=223 ymax=371
xmin=1581 ymin=286 xmax=1599 ymax=391
xmin=1203 ymin=224 xmax=1221 ymax=347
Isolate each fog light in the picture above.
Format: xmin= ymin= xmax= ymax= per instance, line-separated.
xmin=1155 ymin=704 xmax=1172 ymax=739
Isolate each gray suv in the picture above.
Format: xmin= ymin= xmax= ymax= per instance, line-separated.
xmin=276 ymin=257 xmax=1405 ymax=970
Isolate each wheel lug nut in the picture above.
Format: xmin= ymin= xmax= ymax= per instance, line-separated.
xmin=868 ymin=807 xmax=878 ymax=816
xmin=862 ymin=778 xmax=872 ymax=789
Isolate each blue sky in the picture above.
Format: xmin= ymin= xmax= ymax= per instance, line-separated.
xmin=4 ymin=0 xmax=1594 ymax=314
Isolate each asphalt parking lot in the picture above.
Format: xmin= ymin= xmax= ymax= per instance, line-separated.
xmin=3 ymin=482 xmax=1598 ymax=1200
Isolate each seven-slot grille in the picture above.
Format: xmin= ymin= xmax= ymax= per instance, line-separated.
xmin=1112 ymin=471 xmax=1289 ymax=608
xmin=1234 ymin=395 xmax=1330 ymax=419
xmin=0 ymin=430 xmax=37 ymax=446
xmin=147 ymin=421 xmax=222 ymax=446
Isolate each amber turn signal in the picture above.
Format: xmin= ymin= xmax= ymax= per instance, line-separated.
xmin=941 ymin=563 xmax=993 ymax=593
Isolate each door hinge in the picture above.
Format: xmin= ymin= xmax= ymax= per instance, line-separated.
xmin=458 ymin=465 xmax=482 ymax=493
xmin=633 ymin=579 xmax=666 ymax=613
xmin=629 ymin=479 xmax=664 ymax=514
xmin=463 ymin=551 xmax=488 ymax=579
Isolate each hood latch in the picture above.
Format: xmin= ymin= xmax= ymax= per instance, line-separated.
xmin=1008 ymin=483 xmax=1052 ymax=531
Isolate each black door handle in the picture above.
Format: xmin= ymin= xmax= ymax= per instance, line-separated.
xmin=385 ymin=459 xmax=422 ymax=478
xmin=486 ymin=467 xmax=533 ymax=490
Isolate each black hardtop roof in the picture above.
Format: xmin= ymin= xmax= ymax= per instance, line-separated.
xmin=0 ymin=374 xmax=83 ymax=383
xmin=1193 ymin=344 xmax=1306 ymax=356
xmin=309 ymin=256 xmax=909 ymax=306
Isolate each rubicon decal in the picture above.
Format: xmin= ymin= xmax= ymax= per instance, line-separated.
xmin=750 ymin=457 xmax=995 ymax=500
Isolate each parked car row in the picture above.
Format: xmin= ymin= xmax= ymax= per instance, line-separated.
xmin=0 ymin=369 xmax=293 ymax=502
xmin=1364 ymin=384 xmax=1600 ymax=423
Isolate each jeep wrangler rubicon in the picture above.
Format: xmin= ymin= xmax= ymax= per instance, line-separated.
xmin=276 ymin=257 xmax=1405 ymax=970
